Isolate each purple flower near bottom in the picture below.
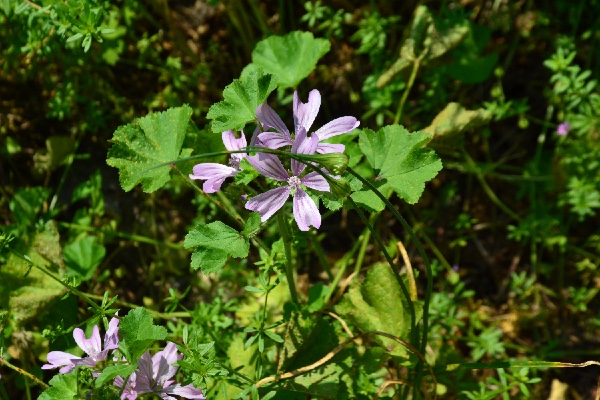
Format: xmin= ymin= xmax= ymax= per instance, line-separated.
xmin=42 ymin=315 xmax=120 ymax=374
xmin=189 ymin=130 xmax=247 ymax=193
xmin=556 ymin=122 xmax=571 ymax=136
xmin=245 ymin=128 xmax=331 ymax=231
xmin=114 ymin=342 xmax=205 ymax=400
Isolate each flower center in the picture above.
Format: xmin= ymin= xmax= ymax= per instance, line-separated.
xmin=229 ymin=154 xmax=243 ymax=170
xmin=287 ymin=176 xmax=301 ymax=189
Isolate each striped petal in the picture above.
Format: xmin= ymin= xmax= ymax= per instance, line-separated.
xmin=293 ymin=90 xmax=321 ymax=133
xmin=293 ymin=188 xmax=321 ymax=231
xmin=291 ymin=127 xmax=318 ymax=176
xmin=301 ymin=172 xmax=330 ymax=192
xmin=247 ymin=153 xmax=288 ymax=181
xmin=313 ymin=117 xmax=360 ymax=140
xmin=245 ymin=186 xmax=291 ymax=222
xmin=73 ymin=326 xmax=101 ymax=357
xmin=316 ymin=143 xmax=345 ymax=154
xmin=222 ymin=130 xmax=247 ymax=152
xmin=190 ymin=163 xmax=237 ymax=180
xmin=256 ymin=104 xmax=290 ymax=136
xmin=258 ymin=131 xmax=293 ymax=149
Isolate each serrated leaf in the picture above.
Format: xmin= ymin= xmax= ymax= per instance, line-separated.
xmin=64 ymin=235 xmax=106 ymax=281
xmin=241 ymin=212 xmax=261 ymax=236
xmin=234 ymin=158 xmax=260 ymax=185
xmin=206 ymin=68 xmax=277 ymax=133
xmin=95 ymin=364 xmax=136 ymax=387
xmin=184 ymin=222 xmax=250 ymax=274
xmin=38 ymin=369 xmax=78 ymax=400
xmin=119 ymin=307 xmax=167 ymax=361
xmin=351 ymin=125 xmax=442 ymax=211
xmin=106 ymin=105 xmax=192 ymax=192
xmin=335 ymin=263 xmax=422 ymax=358
xmin=250 ymin=31 xmax=330 ymax=89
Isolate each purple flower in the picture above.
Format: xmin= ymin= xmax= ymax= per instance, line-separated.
xmin=245 ymin=128 xmax=331 ymax=231
xmin=114 ymin=342 xmax=205 ymax=400
xmin=42 ymin=315 xmax=120 ymax=374
xmin=189 ymin=130 xmax=247 ymax=193
xmin=257 ymin=89 xmax=360 ymax=154
xmin=556 ymin=122 xmax=571 ymax=136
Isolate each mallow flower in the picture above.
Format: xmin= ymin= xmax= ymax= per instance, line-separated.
xmin=189 ymin=130 xmax=247 ymax=193
xmin=114 ymin=342 xmax=205 ymax=400
xmin=42 ymin=315 xmax=120 ymax=374
xmin=245 ymin=127 xmax=331 ymax=231
xmin=257 ymin=89 xmax=360 ymax=154
xmin=556 ymin=122 xmax=571 ymax=136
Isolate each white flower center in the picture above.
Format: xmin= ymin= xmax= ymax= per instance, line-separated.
xmin=287 ymin=176 xmax=301 ymax=189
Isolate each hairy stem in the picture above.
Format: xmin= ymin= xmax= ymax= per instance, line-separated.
xmin=277 ymin=211 xmax=299 ymax=304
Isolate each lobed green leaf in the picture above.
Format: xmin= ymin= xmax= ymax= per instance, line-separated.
xmin=206 ymin=67 xmax=277 ymax=133
xmin=250 ymin=31 xmax=330 ymax=89
xmin=106 ymin=105 xmax=192 ymax=192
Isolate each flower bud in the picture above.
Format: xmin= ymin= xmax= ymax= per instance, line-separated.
xmin=326 ymin=176 xmax=351 ymax=199
xmin=301 ymin=152 xmax=349 ymax=175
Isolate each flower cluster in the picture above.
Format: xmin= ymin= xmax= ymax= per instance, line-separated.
xmin=42 ymin=316 xmax=204 ymax=400
xmin=190 ymin=89 xmax=360 ymax=231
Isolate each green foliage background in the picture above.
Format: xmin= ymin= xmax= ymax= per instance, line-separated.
xmin=1 ymin=0 xmax=600 ymax=399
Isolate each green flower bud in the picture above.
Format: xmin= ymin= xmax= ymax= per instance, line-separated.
xmin=326 ymin=176 xmax=351 ymax=199
xmin=301 ymin=152 xmax=349 ymax=175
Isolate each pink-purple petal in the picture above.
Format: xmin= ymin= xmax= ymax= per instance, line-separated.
xmin=104 ymin=316 xmax=120 ymax=350
xmin=258 ymin=131 xmax=293 ymax=149
xmin=249 ymin=125 xmax=262 ymax=146
xmin=189 ymin=163 xmax=237 ymax=180
xmin=316 ymin=142 xmax=346 ymax=154
xmin=165 ymin=384 xmax=206 ymax=399
xmin=256 ymin=104 xmax=290 ymax=136
xmin=42 ymin=351 xmax=81 ymax=372
xmin=301 ymin=172 xmax=330 ymax=192
xmin=73 ymin=326 xmax=101 ymax=356
xmin=246 ymin=153 xmax=288 ymax=181
xmin=245 ymin=186 xmax=291 ymax=222
xmin=293 ymin=90 xmax=321 ymax=133
xmin=292 ymin=189 xmax=321 ymax=231
xmin=313 ymin=117 xmax=360 ymax=140
xmin=222 ymin=130 xmax=247 ymax=152
xmin=202 ymin=177 xmax=227 ymax=194
xmin=291 ymin=127 xmax=318 ymax=176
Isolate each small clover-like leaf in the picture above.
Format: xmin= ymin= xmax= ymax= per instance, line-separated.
xmin=184 ymin=221 xmax=250 ymax=274
xmin=250 ymin=31 xmax=330 ymax=89
xmin=351 ymin=125 xmax=442 ymax=211
xmin=206 ymin=67 xmax=277 ymax=133
xmin=107 ymin=105 xmax=192 ymax=192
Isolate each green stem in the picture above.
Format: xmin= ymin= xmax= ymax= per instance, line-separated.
xmin=393 ymin=55 xmax=423 ymax=125
xmin=83 ymin=293 xmax=190 ymax=319
xmin=347 ymin=197 xmax=416 ymax=335
xmin=462 ymin=150 xmax=521 ymax=221
xmin=0 ymin=357 xmax=48 ymax=390
xmin=173 ymin=166 xmax=244 ymax=229
xmin=277 ymin=211 xmax=298 ymax=304
xmin=310 ymin=230 xmax=333 ymax=281
xmin=346 ymin=167 xmax=432 ymax=397
xmin=353 ymin=215 xmax=375 ymax=275
xmin=324 ymin=231 xmax=364 ymax=305
xmin=8 ymin=247 xmax=101 ymax=313
xmin=57 ymin=222 xmax=182 ymax=249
